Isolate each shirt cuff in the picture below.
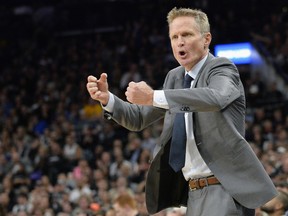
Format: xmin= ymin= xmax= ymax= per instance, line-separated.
xmin=101 ymin=92 xmax=115 ymax=113
xmin=153 ymin=90 xmax=169 ymax=109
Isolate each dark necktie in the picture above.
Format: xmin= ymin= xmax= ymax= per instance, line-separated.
xmin=169 ymin=74 xmax=193 ymax=172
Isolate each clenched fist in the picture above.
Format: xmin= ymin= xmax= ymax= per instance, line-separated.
xmin=125 ymin=81 xmax=154 ymax=105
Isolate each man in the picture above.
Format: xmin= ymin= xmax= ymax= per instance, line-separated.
xmin=259 ymin=190 xmax=288 ymax=216
xmin=86 ymin=7 xmax=278 ymax=216
xmin=113 ymin=193 xmax=139 ymax=216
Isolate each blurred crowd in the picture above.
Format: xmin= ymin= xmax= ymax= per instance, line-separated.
xmin=0 ymin=0 xmax=288 ymax=215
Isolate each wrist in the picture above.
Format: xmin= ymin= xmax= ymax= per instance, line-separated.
xmin=150 ymin=90 xmax=154 ymax=105
xmin=101 ymin=95 xmax=109 ymax=106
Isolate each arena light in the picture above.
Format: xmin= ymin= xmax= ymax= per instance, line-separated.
xmin=214 ymin=42 xmax=253 ymax=65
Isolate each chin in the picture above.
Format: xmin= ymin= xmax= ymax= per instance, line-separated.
xmin=178 ymin=60 xmax=189 ymax=67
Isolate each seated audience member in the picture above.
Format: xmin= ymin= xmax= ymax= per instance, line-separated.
xmin=258 ymin=190 xmax=288 ymax=216
xmin=113 ymin=193 xmax=139 ymax=216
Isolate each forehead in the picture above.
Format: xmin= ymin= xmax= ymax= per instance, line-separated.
xmin=169 ymin=16 xmax=200 ymax=34
xmin=113 ymin=203 xmax=122 ymax=210
xmin=265 ymin=196 xmax=279 ymax=206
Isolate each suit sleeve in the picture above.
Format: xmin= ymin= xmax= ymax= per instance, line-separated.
xmin=164 ymin=59 xmax=242 ymax=113
xmin=107 ymin=95 xmax=166 ymax=131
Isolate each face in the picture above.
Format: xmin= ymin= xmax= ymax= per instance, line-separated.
xmin=169 ymin=16 xmax=211 ymax=71
xmin=260 ymin=196 xmax=283 ymax=214
xmin=113 ymin=203 xmax=126 ymax=216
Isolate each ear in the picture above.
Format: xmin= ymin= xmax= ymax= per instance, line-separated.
xmin=204 ymin=32 xmax=212 ymax=48
xmin=274 ymin=202 xmax=284 ymax=212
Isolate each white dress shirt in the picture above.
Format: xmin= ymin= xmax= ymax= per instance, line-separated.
xmin=154 ymin=55 xmax=212 ymax=180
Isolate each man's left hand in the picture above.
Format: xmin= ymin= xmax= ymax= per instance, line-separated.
xmin=125 ymin=81 xmax=154 ymax=105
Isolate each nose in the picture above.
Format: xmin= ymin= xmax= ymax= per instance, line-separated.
xmin=177 ymin=38 xmax=184 ymax=47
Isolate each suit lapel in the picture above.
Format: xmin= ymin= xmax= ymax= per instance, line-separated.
xmin=174 ymin=68 xmax=185 ymax=89
xmin=192 ymin=53 xmax=215 ymax=88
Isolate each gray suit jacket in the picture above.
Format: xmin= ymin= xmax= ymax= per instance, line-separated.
xmin=108 ymin=53 xmax=278 ymax=214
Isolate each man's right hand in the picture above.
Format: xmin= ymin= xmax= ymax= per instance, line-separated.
xmin=86 ymin=73 xmax=109 ymax=105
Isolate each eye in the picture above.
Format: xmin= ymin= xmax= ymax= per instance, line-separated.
xmin=182 ymin=32 xmax=193 ymax=38
xmin=171 ymin=35 xmax=178 ymax=40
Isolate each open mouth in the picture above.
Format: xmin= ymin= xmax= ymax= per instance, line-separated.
xmin=179 ymin=51 xmax=186 ymax=57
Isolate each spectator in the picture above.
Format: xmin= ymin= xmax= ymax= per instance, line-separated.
xmin=113 ymin=193 xmax=139 ymax=216
xmin=94 ymin=151 xmax=111 ymax=178
xmin=258 ymin=190 xmax=288 ymax=216
xmin=0 ymin=192 xmax=10 ymax=215
xmin=140 ymin=128 xmax=157 ymax=155
xmin=80 ymin=98 xmax=103 ymax=121
xmin=109 ymin=146 xmax=132 ymax=180
xmin=46 ymin=140 xmax=67 ymax=185
xmin=119 ymin=63 xmax=142 ymax=90
xmin=11 ymin=193 xmax=32 ymax=215
xmin=63 ymin=132 xmax=83 ymax=170
xmin=69 ymin=175 xmax=92 ymax=204
xmin=72 ymin=159 xmax=92 ymax=183
xmin=109 ymin=176 xmax=134 ymax=201
xmin=71 ymin=194 xmax=94 ymax=216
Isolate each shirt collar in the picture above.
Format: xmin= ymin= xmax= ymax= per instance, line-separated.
xmin=185 ymin=54 xmax=208 ymax=79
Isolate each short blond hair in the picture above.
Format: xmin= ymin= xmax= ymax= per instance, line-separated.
xmin=114 ymin=193 xmax=137 ymax=209
xmin=167 ymin=7 xmax=210 ymax=34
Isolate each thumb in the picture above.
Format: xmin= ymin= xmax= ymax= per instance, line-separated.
xmin=99 ymin=73 xmax=108 ymax=83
